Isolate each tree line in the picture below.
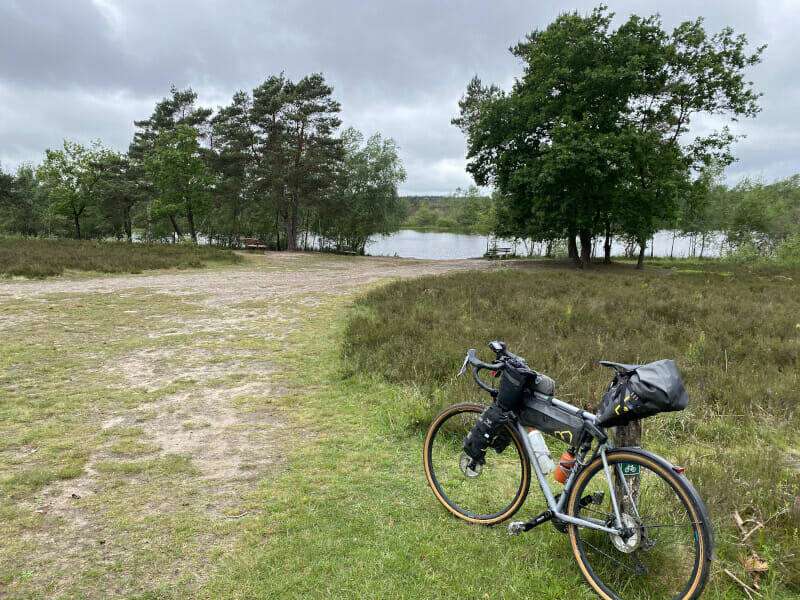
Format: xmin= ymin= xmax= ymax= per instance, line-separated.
xmin=0 ymin=73 xmax=407 ymax=254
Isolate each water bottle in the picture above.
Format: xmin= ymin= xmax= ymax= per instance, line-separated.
xmin=527 ymin=429 xmax=555 ymax=474
xmin=554 ymin=450 xmax=576 ymax=484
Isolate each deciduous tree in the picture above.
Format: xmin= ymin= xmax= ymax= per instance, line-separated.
xmin=37 ymin=140 xmax=114 ymax=239
xmin=144 ymin=125 xmax=213 ymax=243
xmin=456 ymin=7 xmax=763 ymax=268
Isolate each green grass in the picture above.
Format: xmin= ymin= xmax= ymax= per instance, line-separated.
xmin=343 ymin=262 xmax=800 ymax=595
xmin=0 ymin=237 xmax=242 ymax=278
xmin=1 ymin=255 xmax=798 ymax=598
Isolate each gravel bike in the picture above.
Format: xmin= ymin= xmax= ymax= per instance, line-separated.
xmin=423 ymin=341 xmax=714 ymax=600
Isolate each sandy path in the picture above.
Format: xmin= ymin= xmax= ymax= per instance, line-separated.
xmin=0 ymin=252 xmax=492 ymax=301
xmin=0 ymin=252 xmax=495 ymax=597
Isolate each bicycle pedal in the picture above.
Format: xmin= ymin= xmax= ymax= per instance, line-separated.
xmin=508 ymin=521 xmax=526 ymax=536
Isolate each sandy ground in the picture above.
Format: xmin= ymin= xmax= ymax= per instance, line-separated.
xmin=0 ymin=252 xmax=493 ymax=301
xmin=0 ymin=252 xmax=496 ymax=596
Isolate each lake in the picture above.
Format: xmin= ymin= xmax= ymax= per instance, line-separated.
xmin=364 ymin=230 xmax=725 ymax=260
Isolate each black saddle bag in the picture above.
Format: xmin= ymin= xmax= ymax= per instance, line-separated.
xmin=596 ymin=359 xmax=689 ymax=428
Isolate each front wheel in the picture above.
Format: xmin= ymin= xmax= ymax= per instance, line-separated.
xmin=567 ymin=448 xmax=714 ymax=600
xmin=423 ymin=403 xmax=531 ymax=524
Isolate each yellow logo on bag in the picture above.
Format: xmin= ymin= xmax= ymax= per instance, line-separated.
xmin=615 ymin=394 xmax=631 ymax=416
xmin=554 ymin=430 xmax=573 ymax=443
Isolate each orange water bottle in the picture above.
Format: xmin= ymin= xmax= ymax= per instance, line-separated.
xmin=554 ymin=450 xmax=576 ymax=484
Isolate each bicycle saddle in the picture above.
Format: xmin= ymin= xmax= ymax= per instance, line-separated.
xmin=599 ymin=360 xmax=641 ymax=372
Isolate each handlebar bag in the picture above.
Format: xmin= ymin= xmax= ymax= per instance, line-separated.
xmin=495 ymin=359 xmax=534 ymax=411
xmin=596 ymin=359 xmax=689 ymax=428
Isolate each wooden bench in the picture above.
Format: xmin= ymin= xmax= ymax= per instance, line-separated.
xmin=242 ymin=237 xmax=267 ymax=250
xmin=338 ymin=245 xmax=357 ymax=255
xmin=487 ymin=246 xmax=511 ymax=259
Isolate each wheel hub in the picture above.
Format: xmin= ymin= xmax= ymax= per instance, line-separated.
xmin=460 ymin=453 xmax=482 ymax=478
xmin=609 ymin=513 xmax=642 ymax=553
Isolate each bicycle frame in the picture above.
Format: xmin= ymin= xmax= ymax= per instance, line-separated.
xmin=515 ymin=392 xmax=629 ymax=536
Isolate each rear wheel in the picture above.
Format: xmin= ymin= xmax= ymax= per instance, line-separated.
xmin=567 ymin=449 xmax=713 ymax=600
xmin=423 ymin=403 xmax=530 ymax=524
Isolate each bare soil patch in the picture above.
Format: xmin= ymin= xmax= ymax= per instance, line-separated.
xmin=0 ymin=253 xmax=493 ymax=597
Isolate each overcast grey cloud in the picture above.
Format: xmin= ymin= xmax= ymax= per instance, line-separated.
xmin=0 ymin=0 xmax=797 ymax=194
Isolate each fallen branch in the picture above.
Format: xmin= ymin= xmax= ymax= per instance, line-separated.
xmin=723 ymin=569 xmax=762 ymax=599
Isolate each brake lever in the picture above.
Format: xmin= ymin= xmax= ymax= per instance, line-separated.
xmin=457 ymin=354 xmax=469 ymax=376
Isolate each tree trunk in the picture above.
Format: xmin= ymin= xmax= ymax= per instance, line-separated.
xmin=700 ymin=232 xmax=707 ymax=258
xmin=670 ymin=231 xmax=676 ymax=258
xmin=124 ymin=205 xmax=132 ymax=242
xmin=636 ymin=242 xmax=646 ymax=269
xmin=613 ymin=419 xmax=642 ymax=448
xmin=568 ymin=235 xmax=581 ymax=267
xmin=274 ymin=209 xmax=282 ymax=251
xmin=285 ymin=193 xmax=298 ymax=251
xmin=579 ymin=229 xmax=592 ymax=269
xmin=146 ymin=200 xmax=152 ymax=242
xmin=613 ymin=420 xmax=642 ymax=508
xmin=187 ymin=205 xmax=197 ymax=243
xmin=169 ymin=214 xmax=182 ymax=238
xmin=73 ymin=212 xmax=81 ymax=240
xmin=604 ymin=223 xmax=612 ymax=264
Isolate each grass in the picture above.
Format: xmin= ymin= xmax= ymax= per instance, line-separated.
xmin=343 ymin=261 xmax=800 ymax=595
xmin=1 ymin=253 xmax=798 ymax=598
xmin=0 ymin=237 xmax=242 ymax=279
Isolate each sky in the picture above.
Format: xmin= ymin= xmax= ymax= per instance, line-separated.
xmin=0 ymin=0 xmax=798 ymax=195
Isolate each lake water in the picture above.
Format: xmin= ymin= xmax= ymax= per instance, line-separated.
xmin=365 ymin=230 xmax=725 ymax=260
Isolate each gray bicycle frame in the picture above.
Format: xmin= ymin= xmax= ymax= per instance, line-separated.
xmin=517 ymin=391 xmax=636 ymax=536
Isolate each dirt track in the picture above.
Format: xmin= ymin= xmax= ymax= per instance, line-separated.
xmin=0 ymin=252 xmax=496 ymax=597
xmin=0 ymin=252 xmax=493 ymax=300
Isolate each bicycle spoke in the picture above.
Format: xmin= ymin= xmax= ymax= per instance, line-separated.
xmin=581 ymin=538 xmax=639 ymax=575
xmin=570 ymin=453 xmax=711 ymax=600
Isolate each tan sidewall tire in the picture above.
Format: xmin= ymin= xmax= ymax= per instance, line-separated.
xmin=566 ymin=450 xmax=709 ymax=600
xmin=423 ymin=403 xmax=531 ymax=525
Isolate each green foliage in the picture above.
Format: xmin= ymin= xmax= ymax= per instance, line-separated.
xmin=249 ymin=73 xmax=344 ymax=250
xmin=144 ymin=124 xmax=214 ymax=243
xmin=4 ymin=74 xmax=410 ymax=252
xmin=36 ymin=140 xmax=118 ymax=239
xmin=0 ymin=238 xmax=241 ymax=278
xmin=403 ymin=187 xmax=493 ymax=234
xmin=457 ymin=7 xmax=764 ymax=267
xmin=0 ymin=165 xmax=51 ymax=236
xmin=317 ymin=127 xmax=407 ymax=253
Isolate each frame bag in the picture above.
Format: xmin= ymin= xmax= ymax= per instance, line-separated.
xmin=596 ymin=359 xmax=689 ymax=428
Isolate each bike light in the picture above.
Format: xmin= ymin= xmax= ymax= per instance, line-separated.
xmin=672 ymin=466 xmax=685 ymax=474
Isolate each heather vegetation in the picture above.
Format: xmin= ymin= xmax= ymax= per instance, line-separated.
xmin=0 ymin=238 xmax=241 ymax=279
xmin=343 ymin=263 xmax=800 ymax=595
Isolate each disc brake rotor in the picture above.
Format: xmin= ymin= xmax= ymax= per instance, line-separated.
xmin=609 ymin=513 xmax=642 ymax=553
